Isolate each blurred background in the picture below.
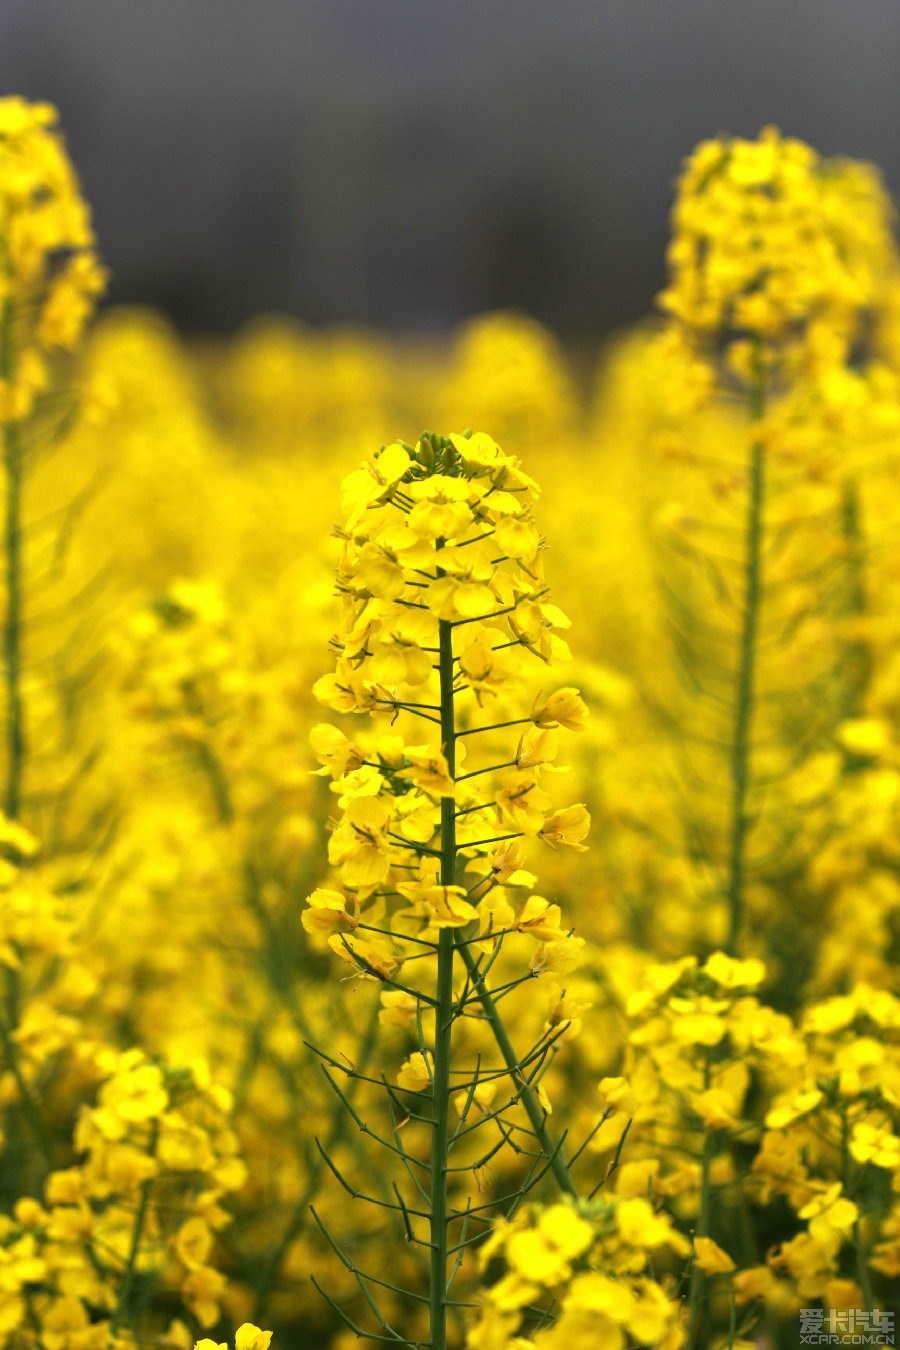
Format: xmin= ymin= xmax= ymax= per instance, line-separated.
xmin=2 ymin=0 xmax=899 ymax=338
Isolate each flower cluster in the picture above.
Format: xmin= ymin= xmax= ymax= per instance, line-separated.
xmin=0 ymin=1050 xmax=244 ymax=1347
xmin=306 ymin=431 xmax=589 ymax=986
xmin=659 ymin=126 xmax=897 ymax=380
xmin=0 ymin=96 xmax=105 ymax=423
xmin=195 ymin=1326 xmax=273 ymax=1350
xmin=466 ymin=1197 xmax=686 ymax=1350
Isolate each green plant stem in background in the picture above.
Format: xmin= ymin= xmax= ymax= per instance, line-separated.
xmin=686 ymin=1133 xmax=715 ymax=1350
xmin=0 ymin=270 xmax=29 ymax=1205
xmin=841 ymin=1105 xmax=876 ymax=1318
xmin=839 ymin=478 xmax=871 ymax=719
xmin=252 ymin=1001 xmax=382 ymax=1322
xmin=725 ymin=350 xmax=766 ymax=957
xmin=110 ymin=1119 xmax=159 ymax=1338
xmin=0 ymin=288 xmax=24 ymax=823
xmin=687 ymin=1057 xmax=717 ymax=1350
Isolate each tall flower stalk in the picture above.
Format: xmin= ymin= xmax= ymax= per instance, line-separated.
xmin=657 ymin=128 xmax=898 ymax=958
xmin=1 ymin=280 xmax=24 ymax=823
xmin=724 ymin=349 xmax=765 ymax=956
xmin=306 ymin=430 xmax=591 ymax=1347
xmin=650 ymin=127 xmax=900 ymax=1346
xmin=0 ymin=98 xmax=105 ymax=823
xmin=0 ymin=97 xmax=104 ymax=1202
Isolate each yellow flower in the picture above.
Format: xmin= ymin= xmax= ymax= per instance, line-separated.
xmin=379 ymin=989 xmax=418 ymax=1028
xmin=669 ymin=995 xmax=729 ymax=1047
xmin=837 ymin=717 xmax=891 ymax=758
xmin=400 ymin=492 xmax=463 ymax=551
xmin=531 ymin=687 xmax=588 ymax=731
xmin=702 ymin=951 xmax=766 ymax=990
xmin=309 ymin=723 xmax=363 ymax=778
xmin=598 ymin=1077 xmax=638 ymax=1113
xmin=693 ymin=1235 xmax=736 ymax=1274
xmin=234 ymin=1326 xmax=274 ymax=1350
xmin=529 ymin=935 xmax=585 ymax=975
xmin=494 ymin=515 xmax=541 ymax=562
xmin=183 ymin=1266 xmax=227 ymax=1328
xmin=173 ymin=1217 xmax=213 ymax=1271
xmin=398 ymin=745 xmax=457 ymax=797
xmin=511 ymin=895 xmax=563 ymax=942
xmin=765 ymin=1089 xmax=824 ymax=1131
xmin=734 ymin=1266 xmax=775 ymax=1303
xmin=90 ymin=1056 xmax=169 ymax=1139
xmin=537 ymin=1204 xmax=594 ymax=1259
xmin=396 ymin=1051 xmax=433 ymax=1093
xmin=396 ymin=881 xmax=478 ymax=928
xmin=328 ymin=932 xmax=401 ymax=981
xmin=850 ymin=1119 xmax=900 ymax=1169
xmin=505 ymin=1206 xmax=591 ymax=1286
xmin=327 ymin=795 xmax=393 ymax=887
xmin=496 ymin=771 xmax=553 ymax=833
xmin=457 ymin=625 xmax=516 ymax=700
xmin=616 ymin=1197 xmax=690 ymax=1256
xmin=313 ymin=659 xmax=382 ymax=715
xmin=340 ymin=441 xmax=412 ymax=525
xmin=538 ymin=804 xmax=590 ymax=851
xmin=301 ymin=888 xmax=358 ymax=936
xmin=515 ymin=727 xmax=559 ymax=770
xmin=484 ymin=839 xmax=533 ymax=885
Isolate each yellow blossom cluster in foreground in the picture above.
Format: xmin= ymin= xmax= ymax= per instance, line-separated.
xmin=1 ymin=99 xmax=900 ymax=1350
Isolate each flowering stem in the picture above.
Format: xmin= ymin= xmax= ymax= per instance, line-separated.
xmin=725 ymin=348 xmax=765 ymax=956
xmin=0 ymin=288 xmax=24 ymax=822
xmin=0 ymin=276 xmax=29 ymax=1207
xmin=429 ymin=615 xmax=456 ymax=1350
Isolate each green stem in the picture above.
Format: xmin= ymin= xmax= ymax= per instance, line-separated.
xmin=429 ymin=617 xmax=457 ymax=1350
xmin=687 ymin=1053 xmax=715 ymax=1350
xmin=841 ymin=1106 xmax=876 ymax=1316
xmin=0 ymin=1014 xmax=52 ymax=1167
xmin=110 ymin=1119 xmax=159 ymax=1337
xmin=686 ymin=1130 xmax=716 ymax=1350
xmin=0 ymin=267 xmax=29 ymax=1206
xmin=186 ymin=686 xmax=234 ymax=824
xmin=457 ymin=943 xmax=576 ymax=1197
xmin=252 ymin=999 xmax=381 ymax=1322
xmin=839 ymin=478 xmax=870 ymax=719
xmin=0 ymin=290 xmax=24 ymax=824
xmin=853 ymin=1217 xmax=876 ymax=1317
xmin=441 ymin=599 xmax=577 ymax=1204
xmin=725 ymin=351 xmax=765 ymax=957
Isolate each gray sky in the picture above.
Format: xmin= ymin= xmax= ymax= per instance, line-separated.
xmin=2 ymin=0 xmax=899 ymax=334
